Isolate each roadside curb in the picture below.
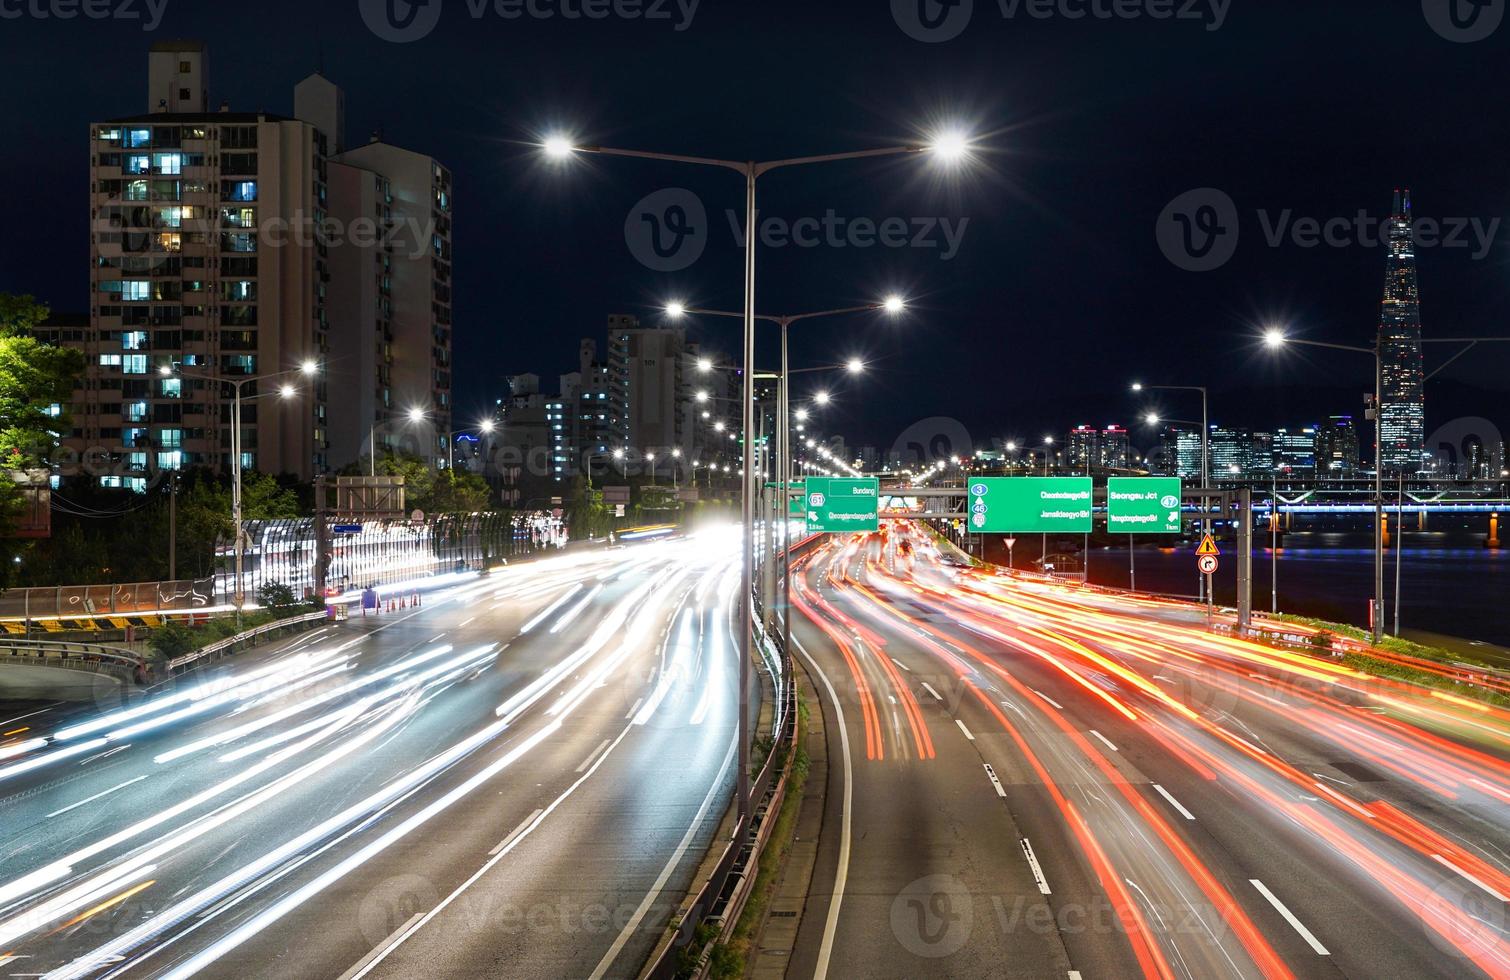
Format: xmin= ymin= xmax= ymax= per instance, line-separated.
xmin=747 ymin=654 xmax=828 ymax=978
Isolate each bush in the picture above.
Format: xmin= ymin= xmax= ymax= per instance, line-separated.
xmin=256 ymin=581 xmax=299 ymax=610
xmin=149 ymin=622 xmax=200 ymax=660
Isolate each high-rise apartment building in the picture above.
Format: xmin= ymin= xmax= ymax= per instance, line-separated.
xmin=79 ymin=42 xmax=330 ymax=485
xmin=1379 ymin=189 xmax=1426 ymax=474
xmin=67 ymin=42 xmax=451 ymax=487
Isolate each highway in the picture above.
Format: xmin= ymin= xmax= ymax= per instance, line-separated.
xmin=0 ymin=530 xmax=743 ymax=979
xmin=787 ymin=522 xmax=1510 ymax=979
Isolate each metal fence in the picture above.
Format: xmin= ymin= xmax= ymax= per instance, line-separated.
xmin=221 ymin=513 xmax=547 ymax=599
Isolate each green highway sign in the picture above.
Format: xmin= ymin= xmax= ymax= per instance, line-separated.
xmin=805 ymin=477 xmax=880 ymax=533
xmin=1106 ymin=477 xmax=1183 ymax=534
xmin=967 ymin=477 xmax=1093 ymax=533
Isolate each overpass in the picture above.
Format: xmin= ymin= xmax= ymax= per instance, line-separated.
xmin=0 ymin=639 xmax=148 ymax=702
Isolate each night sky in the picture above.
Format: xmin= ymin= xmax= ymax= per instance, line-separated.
xmin=2 ymin=0 xmax=1508 ymax=461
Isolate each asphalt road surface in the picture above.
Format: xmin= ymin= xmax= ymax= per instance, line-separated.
xmin=787 ymin=523 xmax=1510 ymax=980
xmin=0 ymin=530 xmax=744 ymax=979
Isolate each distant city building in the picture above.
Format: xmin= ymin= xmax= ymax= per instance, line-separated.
xmin=1379 ymin=189 xmax=1426 ymax=474
xmin=1067 ymin=425 xmax=1098 ymax=474
xmin=1209 ymin=426 xmax=1254 ymax=478
xmin=1315 ymin=415 xmax=1360 ymax=477
xmin=1101 ymin=426 xmax=1132 ymax=470
xmin=1274 ymin=427 xmax=1318 ymax=477
xmin=1175 ymin=429 xmax=1203 ymax=480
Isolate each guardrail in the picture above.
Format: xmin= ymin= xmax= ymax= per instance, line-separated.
xmin=166 ymin=609 xmax=330 ymax=674
xmin=0 ymin=639 xmax=148 ymax=683
xmin=640 ymin=534 xmax=823 ymax=980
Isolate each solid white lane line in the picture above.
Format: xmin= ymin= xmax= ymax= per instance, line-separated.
xmin=1250 ymin=879 xmax=1329 ymax=955
xmin=1033 ymin=690 xmax=1064 ymax=710
xmin=955 ymin=719 xmax=975 ymax=741
xmin=1432 ymin=854 xmax=1510 ymax=902
xmin=338 ymin=913 xmax=422 ymax=980
xmin=490 ymin=809 xmax=545 ymax=857
xmin=575 ymin=739 xmax=612 ymax=774
xmin=983 ymin=764 xmax=1007 ymax=798
xmin=794 ymin=634 xmax=853 ymax=980
xmin=1088 ymin=730 xmax=1118 ymax=752
xmin=588 ymin=734 xmax=737 ymax=980
xmin=46 ymin=775 xmax=149 ymax=818
xmin=921 ymin=682 xmax=943 ymax=702
xmin=1152 ymin=784 xmax=1195 ymax=821
xmin=1020 ymin=838 xmax=1051 ymax=895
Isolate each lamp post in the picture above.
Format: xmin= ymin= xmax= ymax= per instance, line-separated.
xmin=545 ymin=131 xmax=968 ymax=822
xmin=670 ymin=300 xmax=901 ymax=669
xmin=165 ymin=359 xmax=318 ymax=619
xmin=1133 ymin=382 xmax=1210 ymax=611
xmin=446 ymin=420 xmax=497 ymax=471
xmin=1264 ymin=331 xmax=1385 ymax=642
xmin=368 ymin=406 xmax=429 ymax=477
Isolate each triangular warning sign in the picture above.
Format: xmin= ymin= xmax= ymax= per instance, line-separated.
xmin=1196 ymin=534 xmax=1221 ymax=557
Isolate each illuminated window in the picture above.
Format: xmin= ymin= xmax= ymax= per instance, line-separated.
xmin=125 ymin=180 xmax=150 ymax=201
xmin=153 ymin=152 xmax=183 ymax=175
xmin=122 ymin=355 xmax=148 ymax=375
xmin=157 ymin=232 xmax=182 ymax=252
xmin=126 ymin=128 xmax=151 ymax=148
xmin=121 ymin=331 xmax=148 ymax=350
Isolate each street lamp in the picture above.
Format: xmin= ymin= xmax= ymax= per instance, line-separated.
xmin=368 ymin=409 xmax=428 ymax=478
xmin=166 ymin=358 xmax=319 ymax=618
xmin=1263 ymin=326 xmax=1510 ymax=641
xmin=1133 ymin=380 xmax=1212 ymax=612
xmin=446 ymin=419 xmax=498 ymax=471
xmin=546 ymin=130 xmax=964 ymax=822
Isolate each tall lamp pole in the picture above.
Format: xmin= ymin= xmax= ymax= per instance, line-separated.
xmin=544 ymin=132 xmax=968 ymax=822
xmin=669 ymin=300 xmax=904 ymax=666
xmin=165 ymin=360 xmax=318 ymax=619
xmin=1133 ymin=383 xmax=1210 ymax=611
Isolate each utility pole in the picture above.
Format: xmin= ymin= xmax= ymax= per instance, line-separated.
xmin=168 ymin=474 xmax=177 ymax=582
xmin=1237 ymin=487 xmax=1252 ymax=636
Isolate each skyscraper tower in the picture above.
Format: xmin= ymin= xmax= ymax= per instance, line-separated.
xmin=1378 ymin=189 xmax=1426 ymax=473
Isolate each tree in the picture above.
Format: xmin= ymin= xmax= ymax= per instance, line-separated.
xmin=0 ymin=294 xmax=84 ymax=578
